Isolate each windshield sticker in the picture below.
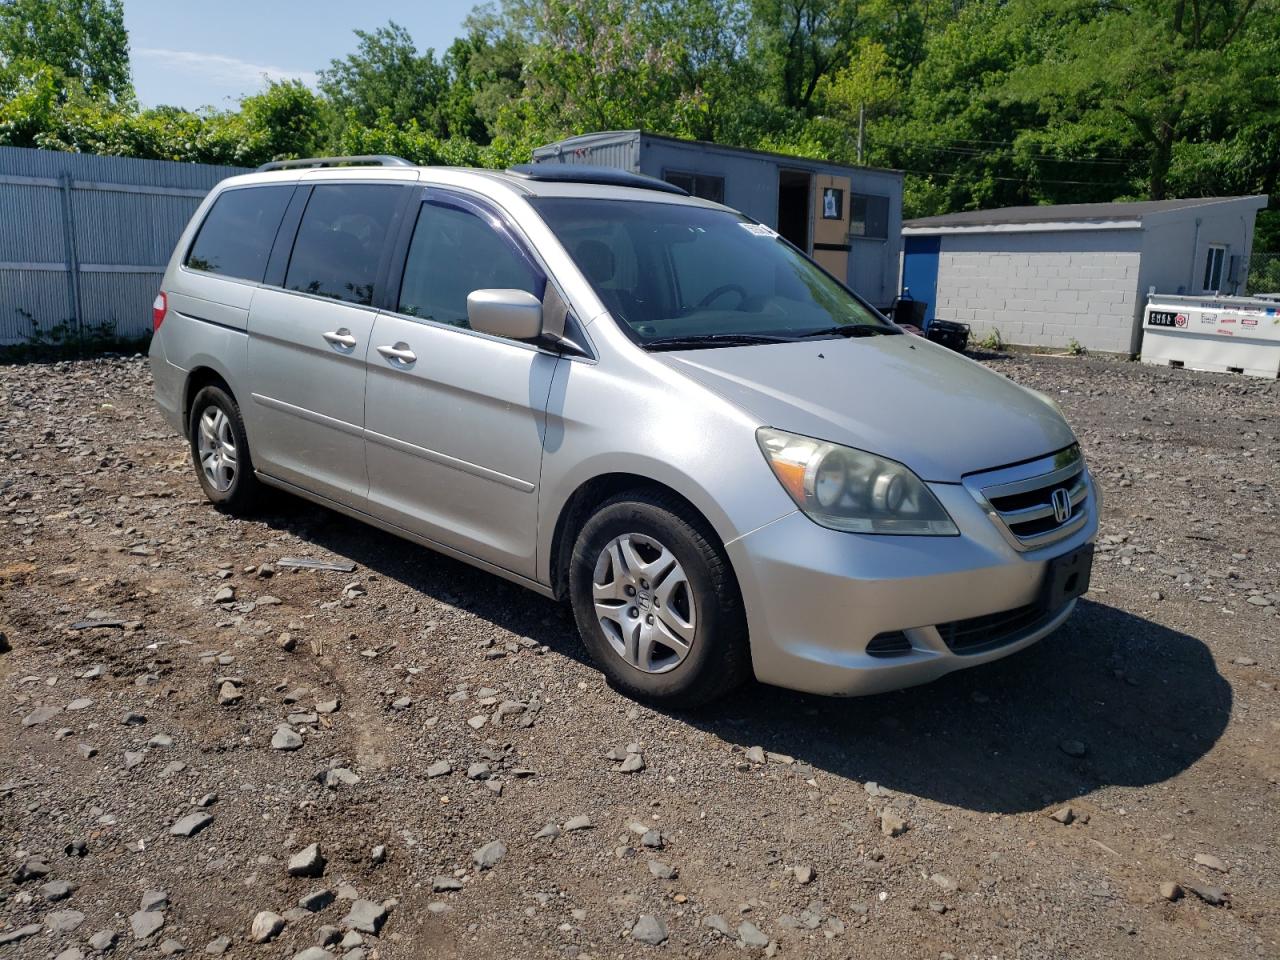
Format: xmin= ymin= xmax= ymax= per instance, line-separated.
xmin=739 ymin=222 xmax=778 ymax=238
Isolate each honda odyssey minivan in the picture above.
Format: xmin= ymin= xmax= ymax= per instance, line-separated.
xmin=149 ymin=156 xmax=1098 ymax=706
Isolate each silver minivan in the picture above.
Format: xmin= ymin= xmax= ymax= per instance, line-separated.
xmin=149 ymin=156 xmax=1099 ymax=706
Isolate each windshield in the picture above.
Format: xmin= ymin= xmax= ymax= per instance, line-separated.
xmin=529 ymin=197 xmax=896 ymax=347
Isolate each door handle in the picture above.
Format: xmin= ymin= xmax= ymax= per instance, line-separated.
xmin=323 ymin=329 xmax=357 ymax=349
xmin=376 ymin=343 xmax=417 ymax=364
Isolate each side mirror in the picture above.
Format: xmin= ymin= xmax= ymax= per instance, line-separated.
xmin=467 ymin=289 xmax=543 ymax=341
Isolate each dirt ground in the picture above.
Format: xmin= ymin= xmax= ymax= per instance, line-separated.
xmin=1 ymin=351 xmax=1277 ymax=960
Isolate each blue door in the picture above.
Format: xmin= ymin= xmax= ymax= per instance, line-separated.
xmin=901 ymin=235 xmax=940 ymax=328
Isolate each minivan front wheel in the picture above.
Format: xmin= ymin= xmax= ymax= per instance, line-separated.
xmin=188 ymin=384 xmax=262 ymax=513
xmin=569 ymin=491 xmax=750 ymax=707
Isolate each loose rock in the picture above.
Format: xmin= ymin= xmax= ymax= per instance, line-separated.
xmin=130 ymin=910 xmax=165 ymax=940
xmin=272 ymin=724 xmax=303 ymax=751
xmin=880 ymin=809 xmax=908 ymax=837
xmin=299 ymin=890 xmax=335 ymax=912
xmin=170 ymin=813 xmax=213 ymax=837
xmin=738 ymin=921 xmax=770 ymax=949
xmin=1186 ymin=883 xmax=1228 ymax=906
xmin=473 ymin=839 xmax=507 ymax=870
xmin=41 ymin=879 xmax=75 ymax=901
xmin=288 ymin=843 xmax=326 ymax=878
xmin=631 ymin=914 xmax=669 ymax=946
xmin=46 ymin=909 xmax=86 ymax=933
xmin=88 ymin=930 xmax=117 ymax=951
xmin=0 ymin=925 xmax=42 ymax=946
xmin=648 ymin=860 xmax=678 ymax=880
xmin=250 ymin=911 xmax=285 ymax=943
xmin=341 ymin=900 xmax=387 ymax=935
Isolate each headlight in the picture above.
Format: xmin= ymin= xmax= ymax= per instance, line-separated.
xmin=757 ymin=427 xmax=959 ymax=536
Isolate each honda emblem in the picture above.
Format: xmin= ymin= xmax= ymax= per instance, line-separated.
xmin=1051 ymin=487 xmax=1072 ymax=524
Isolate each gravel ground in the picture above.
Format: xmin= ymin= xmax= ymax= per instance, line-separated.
xmin=1 ymin=352 xmax=1277 ymax=960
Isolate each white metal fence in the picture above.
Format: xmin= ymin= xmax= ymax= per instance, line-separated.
xmin=0 ymin=146 xmax=249 ymax=345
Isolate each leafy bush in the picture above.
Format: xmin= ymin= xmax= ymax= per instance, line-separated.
xmin=1 ymin=307 xmax=149 ymax=363
xmin=976 ymin=328 xmax=1006 ymax=351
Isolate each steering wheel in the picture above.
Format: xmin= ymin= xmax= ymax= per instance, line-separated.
xmin=697 ymin=284 xmax=748 ymax=309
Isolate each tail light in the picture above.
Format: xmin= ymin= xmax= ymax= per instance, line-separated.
xmin=152 ymin=291 xmax=167 ymax=331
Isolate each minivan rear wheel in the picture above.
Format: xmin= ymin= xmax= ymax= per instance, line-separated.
xmin=569 ymin=490 xmax=750 ymax=708
xmin=188 ymin=384 xmax=262 ymax=514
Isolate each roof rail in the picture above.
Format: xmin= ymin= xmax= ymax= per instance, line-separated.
xmin=505 ymin=163 xmax=688 ymax=196
xmin=256 ymin=155 xmax=414 ymax=172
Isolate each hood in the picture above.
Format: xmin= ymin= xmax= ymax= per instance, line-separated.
xmin=657 ymin=334 xmax=1075 ymax=482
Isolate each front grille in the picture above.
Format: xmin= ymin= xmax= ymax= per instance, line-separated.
xmin=965 ymin=445 xmax=1090 ymax=551
xmin=938 ymin=603 xmax=1051 ymax=654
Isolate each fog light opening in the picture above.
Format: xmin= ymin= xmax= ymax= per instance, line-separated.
xmin=866 ymin=631 xmax=912 ymax=658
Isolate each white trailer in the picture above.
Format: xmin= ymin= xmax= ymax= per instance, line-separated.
xmin=1140 ymin=292 xmax=1280 ymax=378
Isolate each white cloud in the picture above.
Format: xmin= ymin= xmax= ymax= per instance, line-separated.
xmin=134 ymin=46 xmax=318 ymax=94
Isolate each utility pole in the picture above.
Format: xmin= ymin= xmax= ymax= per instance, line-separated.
xmin=857 ymin=104 xmax=865 ymax=165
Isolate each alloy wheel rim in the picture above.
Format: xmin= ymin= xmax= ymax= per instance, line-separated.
xmin=197 ymin=406 xmax=237 ymax=493
xmin=591 ymin=532 xmax=696 ymax=674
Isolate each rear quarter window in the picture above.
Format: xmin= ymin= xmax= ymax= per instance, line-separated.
xmin=185 ymin=185 xmax=293 ymax=283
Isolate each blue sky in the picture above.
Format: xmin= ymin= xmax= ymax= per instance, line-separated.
xmin=124 ymin=0 xmax=477 ymax=110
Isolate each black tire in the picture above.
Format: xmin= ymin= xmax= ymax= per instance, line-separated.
xmin=569 ymin=489 xmax=751 ymax=708
xmin=187 ymin=384 xmax=263 ymax=515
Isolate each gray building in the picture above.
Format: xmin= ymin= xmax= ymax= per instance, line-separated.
xmin=0 ymin=145 xmax=248 ymax=345
xmin=901 ymin=195 xmax=1269 ymax=355
xmin=533 ymin=130 xmax=904 ymax=308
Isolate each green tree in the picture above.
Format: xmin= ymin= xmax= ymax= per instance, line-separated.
xmin=1004 ymin=0 xmax=1279 ymax=200
xmin=481 ymin=0 xmax=763 ymax=146
xmin=0 ymin=0 xmax=131 ymax=101
xmin=239 ymin=79 xmax=326 ymax=160
xmin=440 ymin=17 xmax=526 ymax=142
xmin=749 ymin=0 xmax=861 ymax=111
xmin=872 ymin=0 xmax=1141 ymax=216
xmin=318 ymin=22 xmax=452 ymax=137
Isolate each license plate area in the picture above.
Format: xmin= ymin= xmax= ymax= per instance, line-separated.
xmin=1042 ymin=543 xmax=1093 ymax=610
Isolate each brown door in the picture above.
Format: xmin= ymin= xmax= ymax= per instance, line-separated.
xmin=812 ymin=173 xmax=851 ymax=282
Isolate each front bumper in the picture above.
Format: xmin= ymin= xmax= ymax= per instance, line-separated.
xmin=726 ymin=472 xmax=1100 ymax=696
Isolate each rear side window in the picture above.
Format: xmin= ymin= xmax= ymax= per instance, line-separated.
xmin=285 ymin=184 xmax=403 ymax=306
xmin=397 ymin=200 xmax=543 ymax=328
xmin=185 ymin=185 xmax=292 ymax=282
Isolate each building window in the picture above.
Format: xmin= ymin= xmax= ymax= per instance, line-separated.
xmin=1202 ymin=244 xmax=1227 ymax=293
xmin=663 ymin=170 xmax=725 ymax=204
xmin=850 ymin=193 xmax=889 ymax=239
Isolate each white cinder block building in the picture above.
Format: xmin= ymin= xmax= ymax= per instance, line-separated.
xmin=900 ymin=195 xmax=1268 ymax=355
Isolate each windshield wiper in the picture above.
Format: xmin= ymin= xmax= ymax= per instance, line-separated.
xmin=794 ymin=324 xmax=898 ymax=339
xmin=642 ymin=333 xmax=797 ymax=351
